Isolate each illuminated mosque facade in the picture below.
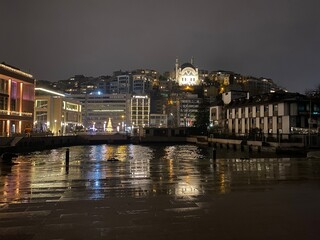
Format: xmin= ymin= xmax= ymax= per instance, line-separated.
xmin=174 ymin=58 xmax=200 ymax=86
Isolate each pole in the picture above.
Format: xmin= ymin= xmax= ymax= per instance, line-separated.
xmin=66 ymin=148 xmax=70 ymax=173
xmin=212 ymin=148 xmax=216 ymax=161
xmin=309 ymin=99 xmax=311 ymax=146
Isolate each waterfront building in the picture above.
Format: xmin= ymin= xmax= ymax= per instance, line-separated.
xmin=0 ymin=63 xmax=35 ymax=136
xmin=35 ymin=88 xmax=82 ymax=135
xmin=68 ymin=93 xmax=131 ymax=132
xmin=223 ymin=91 xmax=320 ymax=135
xmin=149 ymin=114 xmax=167 ymax=128
xmin=130 ymin=95 xmax=150 ymax=132
xmin=209 ymin=105 xmax=224 ymax=129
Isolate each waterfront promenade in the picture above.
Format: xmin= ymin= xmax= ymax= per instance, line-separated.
xmin=1 ymin=144 xmax=320 ymax=240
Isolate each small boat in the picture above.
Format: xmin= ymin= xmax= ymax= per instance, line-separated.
xmin=107 ymin=157 xmax=119 ymax=162
xmin=307 ymin=151 xmax=320 ymax=158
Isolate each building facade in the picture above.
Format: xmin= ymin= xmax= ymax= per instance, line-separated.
xmin=35 ymin=88 xmax=82 ymax=135
xmin=68 ymin=93 xmax=131 ymax=132
xmin=130 ymin=95 xmax=150 ymax=131
xmin=223 ymin=92 xmax=320 ymax=135
xmin=177 ymin=93 xmax=201 ymax=127
xmin=0 ymin=63 xmax=35 ymax=136
xmin=175 ymin=59 xmax=200 ymax=86
xmin=149 ymin=113 xmax=167 ymax=128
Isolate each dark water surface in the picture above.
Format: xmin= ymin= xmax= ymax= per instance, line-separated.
xmin=1 ymin=144 xmax=319 ymax=203
xmin=1 ymin=144 xmax=320 ymax=240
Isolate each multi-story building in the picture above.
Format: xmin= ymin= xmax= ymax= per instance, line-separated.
xmin=68 ymin=93 xmax=131 ymax=132
xmin=209 ymin=71 xmax=283 ymax=96
xmin=117 ymin=75 xmax=131 ymax=94
xmin=149 ymin=114 xmax=167 ymax=128
xmin=130 ymin=95 xmax=150 ymax=131
xmin=55 ymin=75 xmax=96 ymax=94
xmin=132 ymin=74 xmax=152 ymax=94
xmin=240 ymin=77 xmax=280 ymax=96
xmin=223 ymin=92 xmax=320 ymax=135
xmin=177 ymin=93 xmax=201 ymax=127
xmin=35 ymin=88 xmax=82 ymax=135
xmin=0 ymin=63 xmax=35 ymax=136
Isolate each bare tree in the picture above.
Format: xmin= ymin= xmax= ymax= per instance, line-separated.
xmin=305 ymin=84 xmax=320 ymax=98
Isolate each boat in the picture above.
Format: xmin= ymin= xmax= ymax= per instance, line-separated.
xmin=107 ymin=157 xmax=119 ymax=162
xmin=307 ymin=151 xmax=320 ymax=158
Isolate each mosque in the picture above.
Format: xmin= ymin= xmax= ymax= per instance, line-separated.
xmin=174 ymin=58 xmax=201 ymax=86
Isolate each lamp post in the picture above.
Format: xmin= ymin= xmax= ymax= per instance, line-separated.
xmin=121 ymin=115 xmax=125 ymax=132
xmin=309 ymin=99 xmax=311 ymax=146
xmin=54 ymin=119 xmax=57 ymax=135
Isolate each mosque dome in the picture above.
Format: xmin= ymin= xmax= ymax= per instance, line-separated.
xmin=181 ymin=63 xmax=196 ymax=70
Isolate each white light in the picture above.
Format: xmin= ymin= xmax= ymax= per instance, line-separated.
xmin=35 ymin=88 xmax=65 ymax=97
xmin=0 ymin=64 xmax=33 ymax=78
xmin=133 ymin=95 xmax=148 ymax=99
xmin=93 ymin=109 xmax=124 ymax=112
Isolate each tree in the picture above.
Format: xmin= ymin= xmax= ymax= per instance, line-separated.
xmin=193 ymin=98 xmax=210 ymax=135
xmin=305 ymin=84 xmax=320 ymax=99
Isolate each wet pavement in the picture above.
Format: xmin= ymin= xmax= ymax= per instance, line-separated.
xmin=0 ymin=144 xmax=320 ymax=240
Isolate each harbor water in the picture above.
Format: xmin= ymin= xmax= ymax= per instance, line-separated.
xmin=1 ymin=144 xmax=320 ymax=239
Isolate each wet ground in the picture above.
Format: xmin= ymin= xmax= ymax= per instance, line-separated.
xmin=0 ymin=144 xmax=320 ymax=240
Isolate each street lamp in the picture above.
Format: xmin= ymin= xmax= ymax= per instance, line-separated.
xmin=121 ymin=115 xmax=125 ymax=132
xmin=309 ymin=99 xmax=312 ymax=146
xmin=54 ymin=120 xmax=57 ymax=135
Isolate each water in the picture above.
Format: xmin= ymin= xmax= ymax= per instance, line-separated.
xmin=1 ymin=144 xmax=319 ymax=204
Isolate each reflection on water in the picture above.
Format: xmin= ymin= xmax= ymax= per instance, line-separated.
xmin=0 ymin=144 xmax=319 ymax=204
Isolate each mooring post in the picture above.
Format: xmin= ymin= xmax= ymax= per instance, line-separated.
xmin=249 ymin=145 xmax=253 ymax=153
xmin=66 ymin=148 xmax=70 ymax=173
xmin=213 ymin=148 xmax=216 ymax=161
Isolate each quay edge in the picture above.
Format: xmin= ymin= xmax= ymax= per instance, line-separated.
xmin=0 ymin=134 xmax=315 ymax=156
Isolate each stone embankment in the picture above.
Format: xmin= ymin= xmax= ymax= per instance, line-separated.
xmin=0 ymin=133 xmax=311 ymax=156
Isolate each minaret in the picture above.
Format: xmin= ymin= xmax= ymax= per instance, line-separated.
xmin=191 ymin=56 xmax=194 ymax=65
xmin=175 ymin=58 xmax=179 ymax=81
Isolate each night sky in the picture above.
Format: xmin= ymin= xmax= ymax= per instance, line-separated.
xmin=1 ymin=0 xmax=320 ymax=93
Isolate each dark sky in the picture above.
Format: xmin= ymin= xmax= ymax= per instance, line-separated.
xmin=1 ymin=0 xmax=320 ymax=93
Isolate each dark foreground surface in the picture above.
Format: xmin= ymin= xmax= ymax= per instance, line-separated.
xmin=1 ymin=144 xmax=320 ymax=240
